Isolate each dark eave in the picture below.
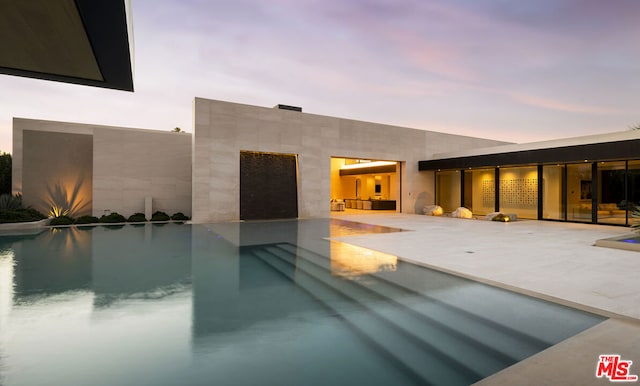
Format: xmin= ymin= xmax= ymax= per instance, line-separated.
xmin=0 ymin=0 xmax=134 ymax=91
xmin=419 ymin=139 xmax=640 ymax=171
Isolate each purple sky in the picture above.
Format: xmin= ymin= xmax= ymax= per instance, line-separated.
xmin=1 ymin=0 xmax=639 ymax=152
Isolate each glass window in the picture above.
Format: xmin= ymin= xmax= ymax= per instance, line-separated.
xmin=542 ymin=165 xmax=565 ymax=220
xmin=597 ymin=161 xmax=626 ymax=225
xmin=498 ymin=166 xmax=538 ymax=219
xmin=566 ymin=163 xmax=593 ymax=222
xmin=463 ymin=168 xmax=495 ymax=216
xmin=436 ymin=170 xmax=460 ymax=213
xmin=628 ymin=160 xmax=640 ymax=226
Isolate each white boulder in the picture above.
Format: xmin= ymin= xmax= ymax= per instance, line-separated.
xmin=423 ymin=205 xmax=443 ymax=216
xmin=452 ymin=207 xmax=473 ymax=219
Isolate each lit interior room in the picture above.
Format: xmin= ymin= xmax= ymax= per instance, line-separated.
xmin=330 ymin=157 xmax=399 ymax=212
xmin=436 ymin=166 xmax=539 ymax=220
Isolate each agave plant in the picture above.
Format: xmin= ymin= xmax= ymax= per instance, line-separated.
xmin=43 ymin=179 xmax=90 ymax=218
xmin=48 ymin=205 xmax=70 ymax=218
xmin=0 ymin=193 xmax=22 ymax=210
xmin=632 ymin=206 xmax=640 ymax=233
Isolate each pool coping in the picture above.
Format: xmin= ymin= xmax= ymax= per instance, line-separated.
xmin=0 ymin=218 xmax=50 ymax=234
xmin=595 ymin=233 xmax=640 ymax=252
xmin=386 ymin=254 xmax=634 ymax=323
xmin=0 ymin=217 xmax=49 ymax=228
xmin=46 ymin=220 xmax=191 ymax=228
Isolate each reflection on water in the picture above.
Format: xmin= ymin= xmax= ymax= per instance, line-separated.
xmin=329 ymin=218 xmax=405 ymax=237
xmin=0 ymin=224 xmax=195 ymax=386
xmin=191 ymin=230 xmax=326 ymax=340
xmin=11 ymin=228 xmax=92 ymax=300
xmin=330 ymin=241 xmax=397 ymax=278
xmin=91 ymin=224 xmax=191 ymax=307
xmin=190 ymin=220 xmax=403 ymax=338
xmin=0 ymin=220 xmax=412 ymax=385
xmin=0 ymin=225 xmax=193 ymax=308
xmin=0 ymin=249 xmax=14 ymax=322
xmin=0 ymin=220 xmax=605 ymax=386
xmin=0 ymin=250 xmax=13 ymax=386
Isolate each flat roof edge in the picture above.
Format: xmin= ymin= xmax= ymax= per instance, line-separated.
xmin=430 ymin=130 xmax=640 ymax=160
xmin=192 ymin=97 xmax=507 ymax=143
xmin=419 ymin=138 xmax=640 ymax=170
xmin=13 ymin=117 xmax=191 ymax=137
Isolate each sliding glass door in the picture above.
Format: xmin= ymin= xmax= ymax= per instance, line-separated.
xmin=542 ymin=165 xmax=564 ymax=220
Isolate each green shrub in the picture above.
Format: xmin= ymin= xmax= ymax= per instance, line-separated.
xmin=0 ymin=153 xmax=11 ymax=195
xmin=170 ymin=212 xmax=189 ymax=221
xmin=22 ymin=207 xmax=45 ymax=219
xmin=632 ymin=206 xmax=640 ymax=233
xmin=151 ymin=211 xmax=170 ymax=221
xmin=50 ymin=216 xmax=74 ymax=226
xmin=127 ymin=213 xmax=147 ymax=222
xmin=0 ymin=193 xmax=22 ymax=210
xmin=99 ymin=212 xmax=126 ymax=223
xmin=75 ymin=215 xmax=100 ymax=224
xmin=0 ymin=208 xmax=46 ymax=223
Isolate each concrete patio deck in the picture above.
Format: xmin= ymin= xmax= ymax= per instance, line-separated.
xmin=329 ymin=213 xmax=640 ymax=385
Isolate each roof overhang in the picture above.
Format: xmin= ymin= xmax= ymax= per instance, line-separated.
xmin=0 ymin=0 xmax=134 ymax=91
xmin=419 ymin=139 xmax=640 ymax=171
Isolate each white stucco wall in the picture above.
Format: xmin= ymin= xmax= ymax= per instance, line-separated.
xmin=192 ymin=98 xmax=509 ymax=222
xmin=13 ymin=118 xmax=192 ymax=219
xmin=92 ymin=127 xmax=192 ymax=218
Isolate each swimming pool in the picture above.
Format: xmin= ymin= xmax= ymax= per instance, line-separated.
xmin=0 ymin=220 xmax=605 ymax=385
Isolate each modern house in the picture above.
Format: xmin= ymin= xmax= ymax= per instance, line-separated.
xmin=420 ymin=130 xmax=640 ymax=226
xmin=12 ymin=97 xmax=640 ymax=225
xmin=12 ymin=98 xmax=507 ymax=222
xmin=190 ymin=98 xmax=509 ymax=223
xmin=6 ymin=2 xmax=637 ymax=227
xmin=12 ymin=118 xmax=191 ymax=219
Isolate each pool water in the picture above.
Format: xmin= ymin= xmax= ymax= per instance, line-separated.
xmin=0 ymin=220 xmax=605 ymax=385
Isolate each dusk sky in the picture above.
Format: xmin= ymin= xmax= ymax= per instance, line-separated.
xmin=1 ymin=0 xmax=639 ymax=153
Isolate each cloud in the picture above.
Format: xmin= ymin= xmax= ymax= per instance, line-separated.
xmin=505 ymin=91 xmax=625 ymax=114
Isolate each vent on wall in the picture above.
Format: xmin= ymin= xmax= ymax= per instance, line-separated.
xmin=275 ymin=104 xmax=302 ymax=112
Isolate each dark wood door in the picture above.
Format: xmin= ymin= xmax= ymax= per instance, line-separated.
xmin=240 ymin=151 xmax=298 ymax=220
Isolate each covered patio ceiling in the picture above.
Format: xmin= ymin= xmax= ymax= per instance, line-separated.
xmin=0 ymin=0 xmax=134 ymax=91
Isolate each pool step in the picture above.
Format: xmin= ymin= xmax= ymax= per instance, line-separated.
xmin=273 ymin=243 xmax=550 ymax=360
xmin=260 ymin=245 xmax=524 ymax=377
xmin=252 ymin=248 xmax=476 ymax=386
xmin=371 ymin=260 xmax=594 ymax=346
